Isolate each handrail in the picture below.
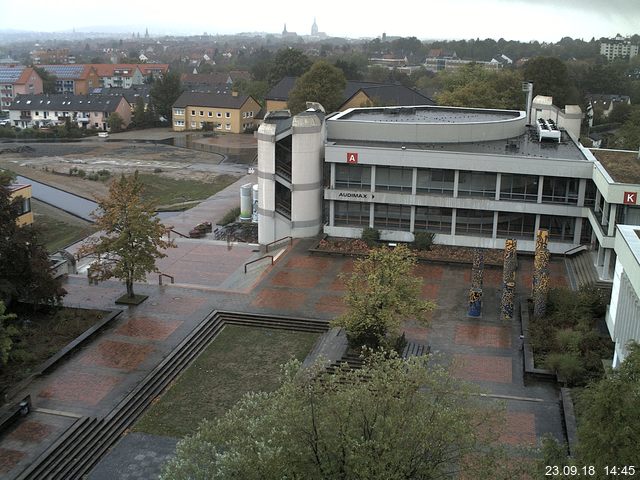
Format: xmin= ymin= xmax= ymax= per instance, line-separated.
xmin=244 ymin=255 xmax=274 ymax=273
xmin=563 ymin=244 xmax=588 ymax=258
xmin=158 ymin=273 xmax=175 ymax=285
xmin=265 ymin=236 xmax=293 ymax=253
xmin=165 ymin=226 xmax=189 ymax=239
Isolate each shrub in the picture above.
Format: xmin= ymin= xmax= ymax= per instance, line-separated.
xmin=153 ymin=167 xmax=163 ymax=173
xmin=219 ymin=206 xmax=241 ymax=226
xmin=545 ymin=352 xmax=585 ymax=386
xmin=361 ymin=227 xmax=380 ymax=247
xmin=413 ymin=231 xmax=435 ymax=251
xmin=76 ymin=168 xmax=86 ymax=178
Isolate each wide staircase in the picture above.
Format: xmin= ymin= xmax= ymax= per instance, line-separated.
xmin=564 ymin=249 xmax=613 ymax=297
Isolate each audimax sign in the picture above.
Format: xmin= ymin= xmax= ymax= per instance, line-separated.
xmin=338 ymin=192 xmax=369 ymax=199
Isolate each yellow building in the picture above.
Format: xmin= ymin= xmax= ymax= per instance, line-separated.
xmin=172 ymin=92 xmax=261 ymax=133
xmin=8 ymin=184 xmax=33 ymax=226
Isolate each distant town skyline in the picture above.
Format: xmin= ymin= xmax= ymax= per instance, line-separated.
xmin=2 ymin=0 xmax=639 ymax=42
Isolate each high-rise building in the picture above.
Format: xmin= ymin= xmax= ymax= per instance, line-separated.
xmin=600 ymin=35 xmax=639 ymax=61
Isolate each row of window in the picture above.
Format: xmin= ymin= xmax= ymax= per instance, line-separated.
xmin=333 ymin=201 xmax=578 ymax=242
xmin=175 ymin=109 xmax=256 ymax=118
xmin=334 ymin=165 xmax=582 ymax=205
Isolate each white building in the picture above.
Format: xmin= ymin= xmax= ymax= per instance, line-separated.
xmin=600 ymin=35 xmax=639 ymax=61
xmin=607 ymin=225 xmax=640 ymax=366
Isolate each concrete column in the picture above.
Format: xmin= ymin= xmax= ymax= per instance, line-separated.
xmin=534 ymin=214 xmax=541 ymax=241
xmin=370 ymin=165 xmax=376 ymax=193
xmin=410 ymin=205 xmax=416 ymax=232
xmin=537 ymin=175 xmax=544 ymax=203
xmin=608 ymin=204 xmax=618 ymax=237
xmin=597 ymin=244 xmax=605 ymax=267
xmin=369 ymin=202 xmax=374 ymax=228
xmin=573 ymin=217 xmax=583 ymax=244
xmin=595 ymin=189 xmax=602 ymax=213
xmin=602 ymin=200 xmax=610 ymax=227
xmin=329 ymin=200 xmax=335 ymax=227
xmin=577 ymin=178 xmax=586 ymax=207
xmin=495 ymin=173 xmax=501 ymax=201
xmin=492 ymin=211 xmax=498 ymax=238
xmin=453 ymin=170 xmax=460 ymax=198
xmin=451 ymin=208 xmax=457 ymax=236
xmin=330 ymin=162 xmax=335 ymax=189
xmin=411 ymin=168 xmax=417 ymax=196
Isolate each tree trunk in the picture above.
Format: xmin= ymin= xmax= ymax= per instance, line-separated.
xmin=126 ymin=278 xmax=134 ymax=298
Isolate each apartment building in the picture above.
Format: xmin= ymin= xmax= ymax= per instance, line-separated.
xmin=38 ymin=65 xmax=100 ymax=94
xmin=172 ymin=92 xmax=260 ymax=133
xmin=0 ymin=66 xmax=43 ymax=112
xmin=600 ymin=35 xmax=639 ymax=61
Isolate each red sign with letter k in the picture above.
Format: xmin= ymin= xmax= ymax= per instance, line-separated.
xmin=624 ymin=191 xmax=637 ymax=205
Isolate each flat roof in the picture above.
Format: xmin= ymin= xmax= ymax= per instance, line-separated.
xmin=334 ymin=105 xmax=522 ymax=124
xmin=590 ymin=149 xmax=640 ymax=184
xmin=331 ymin=127 xmax=589 ymax=162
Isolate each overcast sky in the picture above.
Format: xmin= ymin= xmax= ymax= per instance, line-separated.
xmin=2 ymin=0 xmax=638 ymax=42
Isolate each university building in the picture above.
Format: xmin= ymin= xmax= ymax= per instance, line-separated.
xmin=257 ymin=104 xmax=640 ymax=284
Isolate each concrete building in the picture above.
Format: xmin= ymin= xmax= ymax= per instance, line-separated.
xmin=257 ymin=104 xmax=640 ymax=285
xmin=607 ymin=225 xmax=640 ymax=367
xmin=600 ymin=35 xmax=639 ymax=61
xmin=172 ymin=92 xmax=260 ymax=133
xmin=531 ymin=95 xmax=583 ymax=140
xmin=0 ymin=66 xmax=43 ymax=113
xmin=8 ymin=94 xmax=132 ymax=131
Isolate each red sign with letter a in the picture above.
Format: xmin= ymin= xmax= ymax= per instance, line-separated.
xmin=624 ymin=191 xmax=637 ymax=205
xmin=346 ymin=152 xmax=358 ymax=164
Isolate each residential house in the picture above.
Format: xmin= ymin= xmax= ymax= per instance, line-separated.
xmin=587 ymin=94 xmax=631 ymax=125
xmin=31 ymin=48 xmax=74 ymax=64
xmin=172 ymin=92 xmax=260 ymax=133
xmin=264 ymin=77 xmax=434 ymax=113
xmin=38 ymin=65 xmax=100 ymax=94
xmin=0 ymin=66 xmax=43 ymax=112
xmin=89 ymin=85 xmax=151 ymax=112
xmin=9 ymin=94 xmax=131 ymax=131
xmin=8 ymin=183 xmax=33 ymax=227
xmin=88 ymin=64 xmax=169 ymax=89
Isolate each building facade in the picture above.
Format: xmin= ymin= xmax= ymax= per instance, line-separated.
xmin=38 ymin=65 xmax=100 ymax=95
xmin=8 ymin=183 xmax=33 ymax=227
xmin=0 ymin=66 xmax=43 ymax=113
xmin=258 ymin=104 xmax=640 ymax=285
xmin=172 ymin=92 xmax=260 ymax=133
xmin=600 ymin=35 xmax=639 ymax=61
xmin=8 ymin=94 xmax=132 ymax=131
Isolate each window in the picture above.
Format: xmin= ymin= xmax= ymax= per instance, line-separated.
xmin=584 ymin=180 xmax=597 ymax=207
xmin=414 ymin=207 xmax=452 ymax=233
xmin=191 ymin=110 xmax=196 ymax=115
xmin=456 ymin=208 xmax=494 ymax=237
xmin=496 ymin=212 xmax=536 ymax=239
xmin=335 ymin=164 xmax=371 ymax=190
xmin=174 ymin=120 xmax=185 ymax=126
xmin=217 ymin=112 xmax=222 ymax=118
xmin=249 ymin=111 xmax=254 ymax=117
xmin=225 ymin=123 xmax=231 ymax=130
xmin=208 ymin=111 xmax=212 ymax=117
xmin=174 ymin=109 xmax=184 ymax=116
xmin=216 ymin=123 xmax=222 ymax=129
xmin=225 ymin=112 xmax=230 ymax=118
xmin=416 ymin=168 xmax=454 ymax=195
xmin=375 ymin=166 xmax=413 ymax=192
xmin=500 ymin=174 xmax=538 ymax=202
xmin=334 ymin=201 xmax=369 ymax=227
xmin=374 ymin=204 xmax=411 ymax=231
xmin=457 ymin=171 xmax=496 ymax=198
xmin=199 ymin=111 xmax=204 ymax=116
xmin=539 ymin=215 xmax=575 ymax=242
xmin=191 ymin=121 xmax=196 ymax=128
xmin=542 ymin=177 xmax=578 ymax=205
xmin=16 ymin=197 xmax=31 ymax=216
xmin=242 ymin=112 xmax=247 ymax=118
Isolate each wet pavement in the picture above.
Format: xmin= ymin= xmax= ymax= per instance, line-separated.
xmin=0 ymin=228 xmax=570 ymax=478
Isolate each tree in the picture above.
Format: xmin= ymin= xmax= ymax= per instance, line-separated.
xmin=575 ymin=342 xmax=640 ymax=470
xmin=107 ymin=112 xmax=125 ymax=132
xmin=132 ymin=97 xmax=146 ymax=127
xmin=162 ymin=353 xmax=524 ymax=480
xmin=0 ymin=172 xmax=65 ymax=306
xmin=150 ymin=71 xmax=183 ymax=123
xmin=79 ymin=172 xmax=174 ymax=298
xmin=266 ymin=48 xmax=312 ymax=86
xmin=32 ymin=66 xmax=57 ymax=94
xmin=0 ymin=301 xmax=18 ymax=366
xmin=611 ymin=106 xmax=640 ymax=150
xmin=523 ymin=56 xmax=577 ymax=107
xmin=287 ymin=61 xmax=347 ymax=114
xmin=332 ymin=245 xmax=435 ymax=350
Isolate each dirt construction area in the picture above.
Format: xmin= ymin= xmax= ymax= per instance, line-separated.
xmin=0 ymin=132 xmax=257 ymax=200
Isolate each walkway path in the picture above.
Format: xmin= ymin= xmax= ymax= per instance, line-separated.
xmin=0 ymin=237 xmax=570 ymax=479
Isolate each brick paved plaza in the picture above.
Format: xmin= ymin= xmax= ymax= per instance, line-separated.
xmin=0 ymin=234 xmax=570 ymax=478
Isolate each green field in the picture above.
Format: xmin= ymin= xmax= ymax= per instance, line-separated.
xmin=138 ymin=173 xmax=238 ymax=209
xmin=32 ymin=199 xmax=95 ymax=252
xmin=134 ymin=325 xmax=319 ymax=438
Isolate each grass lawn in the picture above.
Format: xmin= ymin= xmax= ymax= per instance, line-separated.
xmin=134 ymin=325 xmax=320 ymax=438
xmin=32 ymin=199 xmax=95 ymax=252
xmin=0 ymin=305 xmax=107 ymax=396
xmin=137 ymin=173 xmax=238 ymax=209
